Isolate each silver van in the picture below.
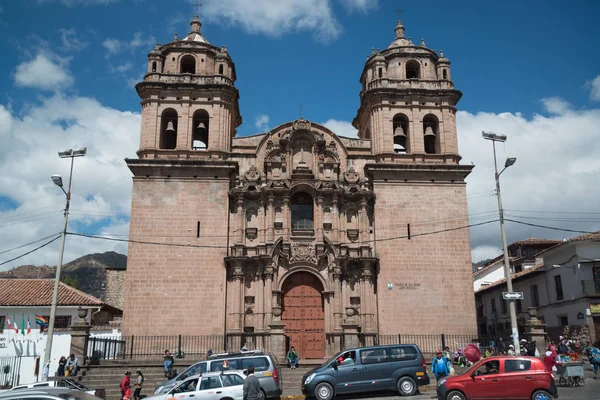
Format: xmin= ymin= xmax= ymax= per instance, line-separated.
xmin=154 ymin=350 xmax=282 ymax=399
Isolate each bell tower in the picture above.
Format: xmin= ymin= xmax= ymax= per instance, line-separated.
xmin=353 ymin=18 xmax=461 ymax=161
xmin=135 ymin=14 xmax=241 ymax=156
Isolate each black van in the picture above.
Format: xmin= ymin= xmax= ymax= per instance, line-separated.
xmin=301 ymin=344 xmax=430 ymax=399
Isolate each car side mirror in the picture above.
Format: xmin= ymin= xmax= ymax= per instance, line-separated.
xmin=332 ymin=363 xmax=338 ymax=371
xmin=242 ymin=369 xmax=248 ymax=376
xmin=470 ymin=372 xmax=476 ymax=379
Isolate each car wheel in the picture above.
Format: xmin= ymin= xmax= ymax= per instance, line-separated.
xmin=396 ymin=376 xmax=417 ymax=396
xmin=314 ymin=382 xmax=334 ymax=400
xmin=531 ymin=390 xmax=551 ymax=400
xmin=259 ymin=388 xmax=267 ymax=400
xmin=446 ymin=390 xmax=466 ymax=400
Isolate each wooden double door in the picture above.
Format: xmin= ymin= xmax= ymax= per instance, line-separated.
xmin=282 ymin=272 xmax=325 ymax=359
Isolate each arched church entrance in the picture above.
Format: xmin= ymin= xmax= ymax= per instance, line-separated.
xmin=281 ymin=271 xmax=325 ymax=359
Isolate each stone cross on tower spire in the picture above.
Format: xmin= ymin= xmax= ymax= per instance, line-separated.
xmin=394 ymin=9 xmax=406 ymax=39
xmin=190 ymin=1 xmax=202 ymax=33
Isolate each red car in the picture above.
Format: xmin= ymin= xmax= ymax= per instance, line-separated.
xmin=436 ymin=356 xmax=558 ymax=400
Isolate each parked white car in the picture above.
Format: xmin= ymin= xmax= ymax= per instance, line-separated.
xmin=8 ymin=378 xmax=103 ymax=398
xmin=145 ymin=371 xmax=246 ymax=400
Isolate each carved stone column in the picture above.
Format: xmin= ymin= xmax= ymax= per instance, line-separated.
xmin=264 ymin=266 xmax=274 ymax=326
xmin=361 ymin=262 xmax=376 ymax=332
xmin=331 ymin=196 xmax=340 ymax=244
xmin=282 ymin=196 xmax=290 ymax=240
xmin=332 ymin=266 xmax=343 ymax=330
xmin=315 ymin=196 xmax=324 ymax=241
xmin=232 ymin=263 xmax=245 ymax=332
xmin=235 ymin=194 xmax=245 ymax=245
xmin=266 ymin=195 xmax=275 ymax=243
xmin=269 ymin=289 xmax=286 ymax=364
xmin=359 ymin=197 xmax=369 ymax=243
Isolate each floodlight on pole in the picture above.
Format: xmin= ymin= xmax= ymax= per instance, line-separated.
xmin=44 ymin=147 xmax=86 ymax=378
xmin=482 ymin=130 xmax=521 ymax=355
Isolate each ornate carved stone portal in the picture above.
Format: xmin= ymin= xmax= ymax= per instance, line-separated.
xmin=225 ymin=118 xmax=377 ymax=358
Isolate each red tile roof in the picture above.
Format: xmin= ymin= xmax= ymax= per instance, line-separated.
xmin=509 ymin=238 xmax=562 ymax=246
xmin=568 ymin=230 xmax=600 ymax=243
xmin=0 ymin=279 xmax=103 ymax=307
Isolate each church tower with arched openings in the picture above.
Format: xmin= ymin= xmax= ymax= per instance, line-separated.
xmin=122 ymin=14 xmax=477 ymax=360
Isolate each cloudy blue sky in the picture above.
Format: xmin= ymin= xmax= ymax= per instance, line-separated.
xmin=0 ymin=0 xmax=599 ymax=270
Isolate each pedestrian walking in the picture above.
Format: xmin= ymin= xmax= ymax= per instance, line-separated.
xmin=543 ymin=351 xmax=556 ymax=372
xmin=507 ymin=344 xmax=515 ymax=356
xmin=432 ymin=350 xmax=450 ymax=381
xmin=133 ymin=369 xmax=144 ymax=400
xmin=590 ymin=341 xmax=600 ymax=379
xmin=243 ymin=365 xmax=261 ymax=400
xmin=120 ymin=371 xmax=131 ymax=400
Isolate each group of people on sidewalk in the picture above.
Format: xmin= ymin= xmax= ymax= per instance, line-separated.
xmin=119 ymin=370 xmax=144 ymax=400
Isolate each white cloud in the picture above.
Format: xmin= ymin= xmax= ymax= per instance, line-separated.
xmin=110 ymin=63 xmax=133 ymax=74
xmin=540 ymin=96 xmax=571 ymax=115
xmin=59 ymin=28 xmax=89 ymax=52
xmin=321 ymin=119 xmax=358 ymax=138
xmin=458 ymin=102 xmax=600 ymax=262
xmin=102 ymin=32 xmax=155 ymax=58
xmin=13 ymin=53 xmax=73 ymax=91
xmin=255 ymin=115 xmax=270 ymax=132
xmin=199 ymin=0 xmax=343 ymax=42
xmin=587 ymin=75 xmax=600 ymax=102
xmin=0 ymin=95 xmax=139 ymax=271
xmin=339 ymin=0 xmax=378 ymax=13
xmin=321 ymin=96 xmax=600 ymax=263
xmin=38 ymin=0 xmax=119 ymax=6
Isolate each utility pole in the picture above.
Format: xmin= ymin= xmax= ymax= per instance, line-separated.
xmin=45 ymin=147 xmax=86 ymax=377
xmin=482 ymin=131 xmax=520 ymax=354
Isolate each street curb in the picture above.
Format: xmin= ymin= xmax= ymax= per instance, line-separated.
xmin=280 ymin=396 xmax=305 ymax=400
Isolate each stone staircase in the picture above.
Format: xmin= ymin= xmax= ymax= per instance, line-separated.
xmin=74 ymin=359 xmax=195 ymax=400
xmin=280 ymin=366 xmax=314 ymax=396
xmin=73 ymin=360 xmax=316 ymax=400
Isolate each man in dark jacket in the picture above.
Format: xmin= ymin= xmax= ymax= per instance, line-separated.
xmin=243 ymin=366 xmax=261 ymax=400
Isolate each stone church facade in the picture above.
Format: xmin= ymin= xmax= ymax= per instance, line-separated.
xmin=123 ymin=15 xmax=477 ymax=359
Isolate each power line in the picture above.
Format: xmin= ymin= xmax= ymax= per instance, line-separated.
xmin=68 ymin=219 xmax=500 ymax=249
xmin=0 ymin=235 xmax=61 ymax=266
xmin=0 ymin=233 xmax=62 ymax=255
xmin=505 ymin=219 xmax=597 ymax=234
xmin=505 ymin=209 xmax=600 ymax=215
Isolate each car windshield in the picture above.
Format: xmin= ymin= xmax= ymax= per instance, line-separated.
xmin=321 ymin=353 xmax=341 ymax=368
xmin=65 ymin=380 xmax=89 ymax=390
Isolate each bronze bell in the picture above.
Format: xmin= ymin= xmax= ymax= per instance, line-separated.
xmin=394 ymin=125 xmax=407 ymax=138
xmin=196 ymin=121 xmax=207 ymax=131
xmin=424 ymin=125 xmax=435 ymax=137
xmin=165 ymin=121 xmax=176 ymax=132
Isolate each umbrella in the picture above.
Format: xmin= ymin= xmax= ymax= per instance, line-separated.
xmin=464 ymin=344 xmax=481 ymax=363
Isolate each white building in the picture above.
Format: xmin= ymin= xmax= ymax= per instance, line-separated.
xmin=0 ymin=279 xmax=121 ymax=386
xmin=474 ymin=232 xmax=600 ymax=342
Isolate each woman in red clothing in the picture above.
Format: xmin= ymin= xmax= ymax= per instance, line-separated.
xmin=543 ymin=351 xmax=557 ymax=371
xmin=120 ymin=371 xmax=131 ymax=400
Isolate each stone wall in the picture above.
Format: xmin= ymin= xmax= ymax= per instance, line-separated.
xmin=104 ymin=269 xmax=125 ymax=309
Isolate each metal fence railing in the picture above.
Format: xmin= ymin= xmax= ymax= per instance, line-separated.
xmin=84 ymin=333 xmax=502 ymax=360
xmin=0 ymin=356 xmax=22 ymax=389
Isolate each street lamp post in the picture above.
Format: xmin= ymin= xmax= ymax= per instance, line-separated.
xmin=44 ymin=147 xmax=86 ymax=376
xmin=482 ymin=131 xmax=520 ymax=354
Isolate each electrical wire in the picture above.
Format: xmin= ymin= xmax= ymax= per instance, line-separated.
xmin=0 ymin=233 xmax=62 ymax=255
xmin=505 ymin=219 xmax=597 ymax=234
xmin=0 ymin=235 xmax=61 ymax=266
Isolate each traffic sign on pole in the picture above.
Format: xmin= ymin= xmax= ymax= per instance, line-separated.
xmin=502 ymin=292 xmax=524 ymax=300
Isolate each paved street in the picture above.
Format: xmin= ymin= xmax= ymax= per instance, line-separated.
xmin=322 ymin=369 xmax=600 ymax=400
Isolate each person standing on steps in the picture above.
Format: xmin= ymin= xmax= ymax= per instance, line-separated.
xmin=243 ymin=365 xmax=261 ymax=400
xmin=133 ymin=369 xmax=144 ymax=400
xmin=120 ymin=371 xmax=131 ymax=400
xmin=163 ymin=350 xmax=174 ymax=376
